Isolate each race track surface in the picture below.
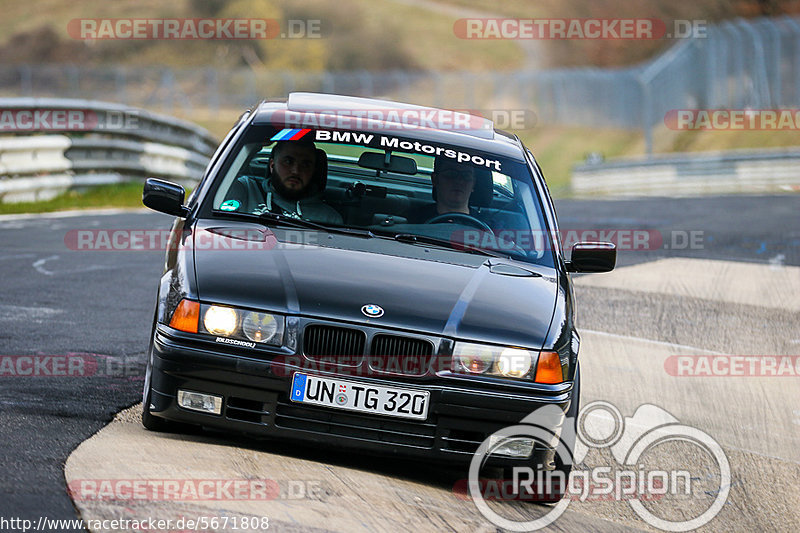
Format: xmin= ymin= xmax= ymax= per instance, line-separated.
xmin=0 ymin=195 xmax=797 ymax=532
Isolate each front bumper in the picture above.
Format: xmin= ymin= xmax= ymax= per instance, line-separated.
xmin=149 ymin=327 xmax=574 ymax=467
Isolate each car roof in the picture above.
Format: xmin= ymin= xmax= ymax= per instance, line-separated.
xmin=251 ymin=92 xmax=526 ymax=162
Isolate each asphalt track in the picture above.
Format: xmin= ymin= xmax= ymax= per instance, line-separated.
xmin=0 ymin=195 xmax=797 ymax=532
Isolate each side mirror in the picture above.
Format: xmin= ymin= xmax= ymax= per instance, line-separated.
xmin=566 ymin=242 xmax=616 ymax=273
xmin=143 ymin=178 xmax=189 ymax=217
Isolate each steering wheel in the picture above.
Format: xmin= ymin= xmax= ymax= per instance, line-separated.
xmin=425 ymin=212 xmax=493 ymax=232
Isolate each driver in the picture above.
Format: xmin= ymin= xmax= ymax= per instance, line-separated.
xmin=407 ymin=157 xmax=480 ymax=223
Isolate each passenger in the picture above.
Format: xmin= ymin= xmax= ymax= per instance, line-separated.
xmin=407 ymin=157 xmax=480 ymax=223
xmin=262 ymin=140 xmax=342 ymax=224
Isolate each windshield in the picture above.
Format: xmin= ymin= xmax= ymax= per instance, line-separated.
xmin=206 ymin=125 xmax=555 ymax=267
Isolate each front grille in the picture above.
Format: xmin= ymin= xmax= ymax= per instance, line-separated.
xmin=275 ymin=400 xmax=436 ymax=448
xmin=368 ymin=334 xmax=434 ymax=376
xmin=303 ymin=325 xmax=365 ymax=365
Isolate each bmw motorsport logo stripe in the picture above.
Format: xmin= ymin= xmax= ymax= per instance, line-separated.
xmin=270 ymin=128 xmax=311 ymax=141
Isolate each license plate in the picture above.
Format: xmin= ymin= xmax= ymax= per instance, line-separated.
xmin=290 ymin=373 xmax=430 ymax=420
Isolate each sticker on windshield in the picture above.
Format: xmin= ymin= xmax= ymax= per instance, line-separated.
xmin=314 ymin=130 xmax=502 ymax=171
xmin=270 ymin=128 xmax=311 ymax=141
xmin=219 ymin=199 xmax=240 ymax=211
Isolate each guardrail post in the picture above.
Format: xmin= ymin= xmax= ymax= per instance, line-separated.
xmin=206 ymin=68 xmax=219 ymax=116
xmin=641 ymin=78 xmax=654 ymax=158
xmin=19 ymin=66 xmax=32 ymax=95
xmin=782 ymin=16 xmax=800 ymax=105
xmin=115 ymin=68 xmax=128 ymax=105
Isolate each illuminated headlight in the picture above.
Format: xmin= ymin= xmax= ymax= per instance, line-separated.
xmin=452 ymin=342 xmax=535 ymax=379
xmin=196 ymin=304 xmax=285 ymax=347
xmin=203 ymin=305 xmax=238 ymax=336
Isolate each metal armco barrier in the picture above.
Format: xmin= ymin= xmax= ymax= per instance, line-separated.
xmin=0 ymin=98 xmax=217 ymax=202
xmin=572 ymin=148 xmax=800 ymax=197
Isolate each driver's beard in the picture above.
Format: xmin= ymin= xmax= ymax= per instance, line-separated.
xmin=271 ymin=175 xmax=313 ymax=202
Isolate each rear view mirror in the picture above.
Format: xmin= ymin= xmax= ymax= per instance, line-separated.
xmin=143 ymin=178 xmax=189 ymax=217
xmin=358 ymin=151 xmax=418 ymax=175
xmin=566 ymin=242 xmax=616 ymax=273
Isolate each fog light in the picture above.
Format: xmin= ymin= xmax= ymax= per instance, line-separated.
xmin=488 ymin=435 xmax=535 ymax=458
xmin=177 ymin=390 xmax=222 ymax=415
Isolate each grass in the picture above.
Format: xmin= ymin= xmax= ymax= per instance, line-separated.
xmin=0 ymin=181 xmax=148 ymax=215
xmin=517 ymin=126 xmax=643 ymax=195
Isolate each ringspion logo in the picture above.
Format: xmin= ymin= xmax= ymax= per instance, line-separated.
xmin=467 ymin=402 xmax=729 ymax=531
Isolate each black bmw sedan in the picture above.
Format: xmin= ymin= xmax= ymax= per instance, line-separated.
xmin=141 ymin=92 xmax=615 ymax=495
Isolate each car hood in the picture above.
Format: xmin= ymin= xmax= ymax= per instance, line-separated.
xmin=192 ymin=222 xmax=558 ymax=349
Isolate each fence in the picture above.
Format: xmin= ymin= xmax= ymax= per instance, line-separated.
xmin=1 ymin=16 xmax=798 ymax=155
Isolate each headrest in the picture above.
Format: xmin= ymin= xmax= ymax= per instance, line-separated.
xmin=314 ymin=148 xmax=327 ymax=191
xmin=469 ymin=168 xmax=493 ymax=208
xmin=431 ymin=167 xmax=493 ymax=208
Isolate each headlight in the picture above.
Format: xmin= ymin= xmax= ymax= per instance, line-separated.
xmin=203 ymin=305 xmax=238 ymax=336
xmin=171 ymin=303 xmax=285 ymax=347
xmin=452 ymin=342 xmax=535 ymax=379
xmin=242 ymin=311 xmax=280 ymax=343
xmin=497 ymin=347 xmax=533 ymax=378
xmin=454 ymin=343 xmax=495 ymax=374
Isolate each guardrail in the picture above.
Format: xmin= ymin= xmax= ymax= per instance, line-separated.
xmin=0 ymin=98 xmax=218 ymax=202
xmin=572 ymin=148 xmax=800 ymax=197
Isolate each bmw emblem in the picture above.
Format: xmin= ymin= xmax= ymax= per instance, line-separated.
xmin=361 ymin=304 xmax=384 ymax=318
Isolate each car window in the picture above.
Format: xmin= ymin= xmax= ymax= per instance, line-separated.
xmin=207 ymin=126 xmax=554 ymax=267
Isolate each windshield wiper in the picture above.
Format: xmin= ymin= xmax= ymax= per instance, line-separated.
xmin=258 ymin=212 xmax=378 ymax=238
xmin=213 ymin=210 xmax=376 ymax=238
xmin=391 ymin=233 xmax=510 ymax=259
